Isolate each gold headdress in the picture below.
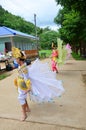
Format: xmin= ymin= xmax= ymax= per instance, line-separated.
xmin=51 ymin=42 xmax=57 ymax=49
xmin=12 ymin=47 xmax=26 ymax=59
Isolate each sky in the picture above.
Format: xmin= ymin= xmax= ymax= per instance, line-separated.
xmin=0 ymin=0 xmax=61 ymax=30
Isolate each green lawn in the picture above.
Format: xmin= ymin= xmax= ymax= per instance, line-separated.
xmin=0 ymin=73 xmax=10 ymax=80
xmin=39 ymin=50 xmax=52 ymax=58
xmin=39 ymin=50 xmax=86 ymax=60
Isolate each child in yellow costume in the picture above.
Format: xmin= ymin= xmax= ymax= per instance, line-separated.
xmin=12 ymin=47 xmax=31 ymax=121
xmin=12 ymin=47 xmax=65 ymax=122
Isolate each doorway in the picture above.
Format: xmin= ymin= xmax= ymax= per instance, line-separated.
xmin=5 ymin=42 xmax=12 ymax=52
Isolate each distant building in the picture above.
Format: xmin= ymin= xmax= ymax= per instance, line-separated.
xmin=0 ymin=26 xmax=38 ymax=53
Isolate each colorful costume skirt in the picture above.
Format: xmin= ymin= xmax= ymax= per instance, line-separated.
xmin=28 ymin=59 xmax=65 ymax=103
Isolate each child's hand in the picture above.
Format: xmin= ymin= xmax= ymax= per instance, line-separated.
xmin=24 ymin=89 xmax=31 ymax=94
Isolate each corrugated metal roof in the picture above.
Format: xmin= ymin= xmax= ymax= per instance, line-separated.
xmin=0 ymin=26 xmax=38 ymax=40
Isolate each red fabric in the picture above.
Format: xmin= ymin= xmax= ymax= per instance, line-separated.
xmin=52 ymin=50 xmax=58 ymax=57
xmin=51 ymin=60 xmax=58 ymax=71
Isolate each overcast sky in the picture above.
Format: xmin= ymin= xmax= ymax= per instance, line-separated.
xmin=0 ymin=0 xmax=61 ymax=30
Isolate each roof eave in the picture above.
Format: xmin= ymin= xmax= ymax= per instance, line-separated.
xmin=0 ymin=35 xmax=14 ymax=38
xmin=0 ymin=34 xmax=39 ymax=40
xmin=16 ymin=34 xmax=38 ymax=40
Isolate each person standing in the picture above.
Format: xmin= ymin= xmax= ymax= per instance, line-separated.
xmin=12 ymin=47 xmax=64 ymax=121
xmin=51 ymin=47 xmax=59 ymax=73
xmin=12 ymin=47 xmax=31 ymax=121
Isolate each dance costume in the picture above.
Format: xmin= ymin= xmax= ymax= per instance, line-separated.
xmin=51 ymin=50 xmax=58 ymax=72
xmin=15 ymin=59 xmax=64 ymax=103
xmin=13 ymin=47 xmax=64 ymax=103
xmin=14 ymin=63 xmax=31 ymax=105
xmin=51 ymin=60 xmax=58 ymax=72
xmin=57 ymin=39 xmax=72 ymax=65
xmin=65 ymin=44 xmax=72 ymax=60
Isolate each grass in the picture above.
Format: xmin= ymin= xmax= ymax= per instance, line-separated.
xmin=72 ymin=52 xmax=86 ymax=60
xmin=0 ymin=71 xmax=11 ymax=80
xmin=39 ymin=50 xmax=86 ymax=60
xmin=39 ymin=50 xmax=52 ymax=58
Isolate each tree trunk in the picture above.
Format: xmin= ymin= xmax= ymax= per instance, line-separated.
xmin=79 ymin=41 xmax=86 ymax=57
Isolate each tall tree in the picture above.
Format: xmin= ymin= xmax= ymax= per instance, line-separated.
xmin=55 ymin=0 xmax=86 ymax=56
xmin=40 ymin=30 xmax=59 ymax=49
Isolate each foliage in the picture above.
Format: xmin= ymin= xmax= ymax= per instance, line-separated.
xmin=72 ymin=52 xmax=86 ymax=60
xmin=39 ymin=50 xmax=52 ymax=58
xmin=0 ymin=6 xmax=59 ymax=50
xmin=39 ymin=30 xmax=59 ymax=49
xmin=60 ymin=10 xmax=80 ymax=43
xmin=0 ymin=6 xmax=39 ymax=35
xmin=54 ymin=0 xmax=86 ymax=56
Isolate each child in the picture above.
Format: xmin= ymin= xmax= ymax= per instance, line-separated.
xmin=12 ymin=47 xmax=64 ymax=121
xmin=12 ymin=47 xmax=31 ymax=121
xmin=65 ymin=43 xmax=72 ymax=60
xmin=51 ymin=48 xmax=59 ymax=73
xmin=51 ymin=58 xmax=58 ymax=73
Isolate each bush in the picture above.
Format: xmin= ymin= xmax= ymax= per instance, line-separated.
xmin=39 ymin=50 xmax=52 ymax=58
xmin=72 ymin=52 xmax=86 ymax=60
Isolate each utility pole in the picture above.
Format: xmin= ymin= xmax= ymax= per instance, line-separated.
xmin=34 ymin=13 xmax=39 ymax=57
xmin=34 ymin=13 xmax=37 ymax=37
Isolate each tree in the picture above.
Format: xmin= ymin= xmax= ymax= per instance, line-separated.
xmin=0 ymin=6 xmax=39 ymax=36
xmin=54 ymin=0 xmax=86 ymax=56
xmin=39 ymin=30 xmax=59 ymax=49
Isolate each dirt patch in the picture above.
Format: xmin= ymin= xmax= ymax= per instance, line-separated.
xmin=82 ymin=74 xmax=86 ymax=85
xmin=0 ymin=69 xmax=6 ymax=74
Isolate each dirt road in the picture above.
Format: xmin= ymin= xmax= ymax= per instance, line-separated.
xmin=0 ymin=58 xmax=86 ymax=130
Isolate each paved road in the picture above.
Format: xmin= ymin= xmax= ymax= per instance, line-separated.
xmin=0 ymin=58 xmax=86 ymax=130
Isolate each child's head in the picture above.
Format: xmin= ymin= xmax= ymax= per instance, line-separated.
xmin=16 ymin=51 xmax=25 ymax=65
xmin=12 ymin=47 xmax=26 ymax=65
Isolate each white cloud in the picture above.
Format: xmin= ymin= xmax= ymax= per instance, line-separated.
xmin=0 ymin=0 xmax=61 ymax=30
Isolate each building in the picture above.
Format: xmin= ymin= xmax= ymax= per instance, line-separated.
xmin=0 ymin=26 xmax=38 ymax=53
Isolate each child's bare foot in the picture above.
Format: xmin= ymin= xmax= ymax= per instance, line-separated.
xmin=20 ymin=114 xmax=27 ymax=121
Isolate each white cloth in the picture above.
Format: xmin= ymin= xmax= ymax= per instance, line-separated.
xmin=18 ymin=87 xmax=27 ymax=105
xmin=28 ymin=59 xmax=65 ymax=103
xmin=17 ymin=63 xmax=29 ymax=105
xmin=17 ymin=59 xmax=65 ymax=103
